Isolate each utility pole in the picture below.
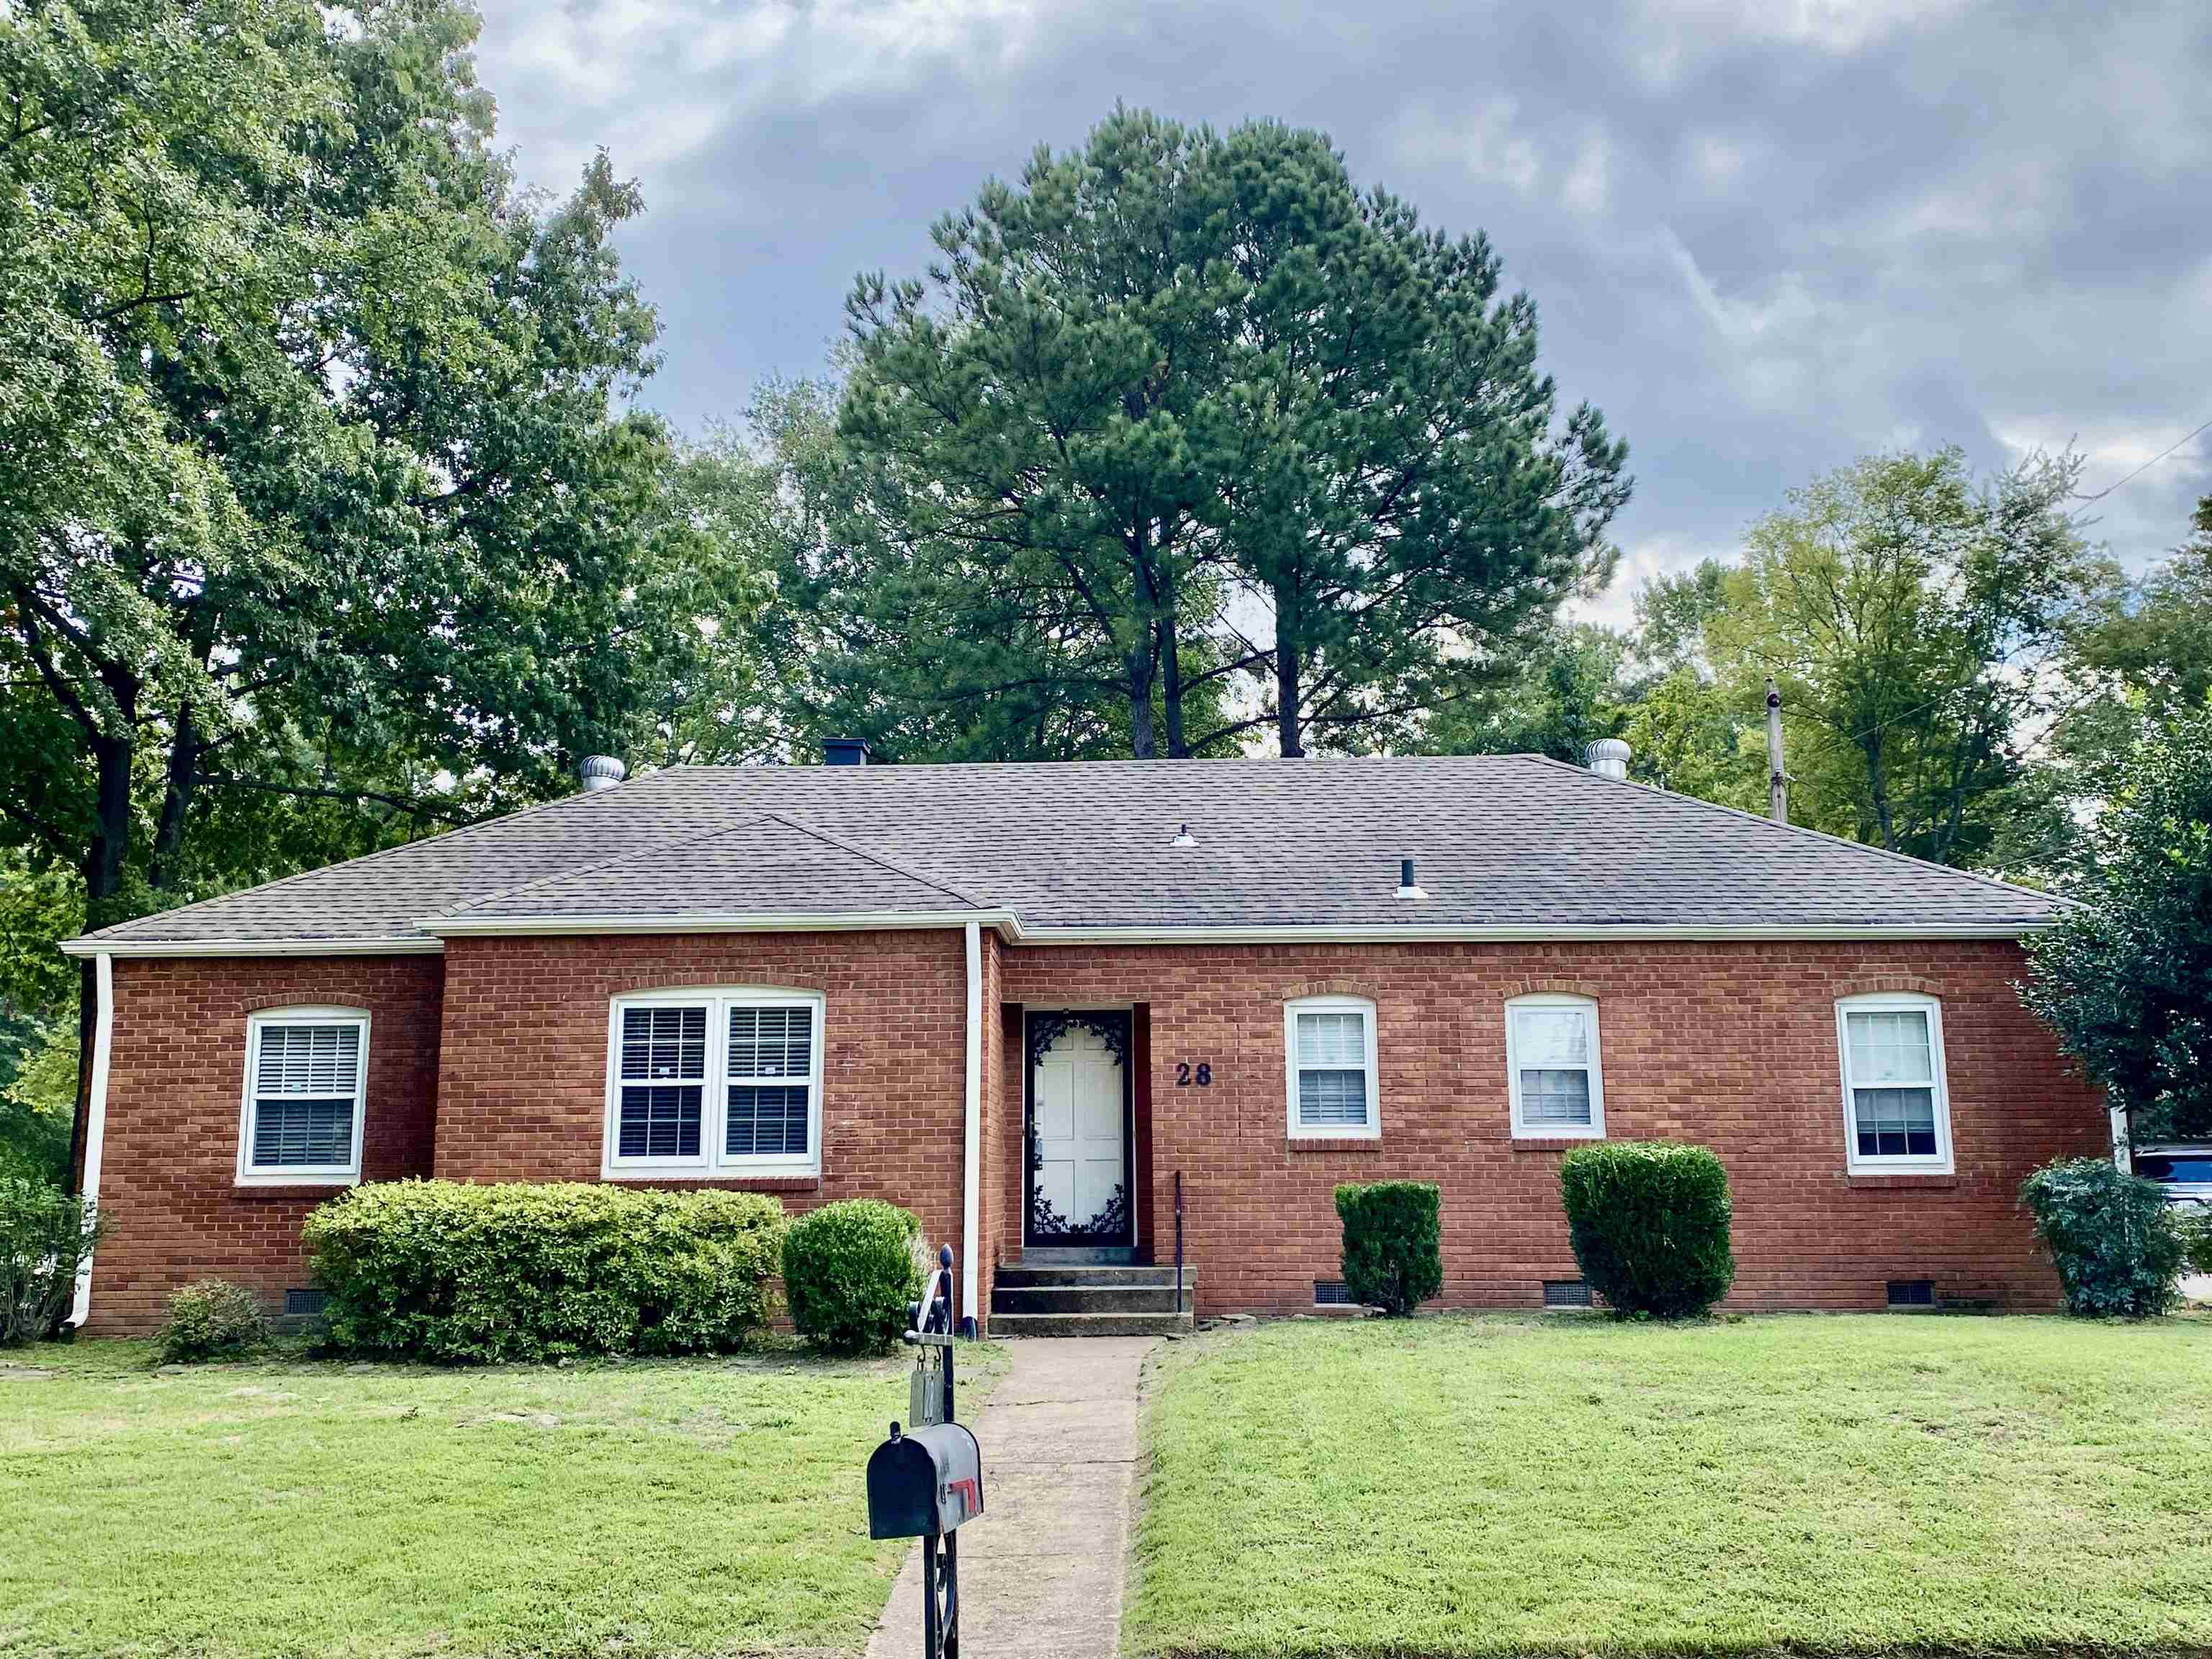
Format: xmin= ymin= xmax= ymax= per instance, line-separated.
xmin=1766 ymin=677 xmax=1789 ymax=826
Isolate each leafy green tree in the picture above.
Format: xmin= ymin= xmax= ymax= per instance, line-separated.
xmin=2023 ymin=705 xmax=2212 ymax=1144
xmin=3 ymin=0 xmax=763 ymax=1179
xmin=1709 ymin=449 xmax=2093 ymax=866
xmin=1199 ymin=121 xmax=1629 ymax=755
xmin=837 ymin=107 xmax=1626 ymax=759
xmin=1423 ymin=624 xmax=1629 ymax=763
xmin=752 ymin=377 xmax=1165 ymax=762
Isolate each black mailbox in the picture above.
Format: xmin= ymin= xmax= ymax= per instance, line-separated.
xmin=866 ymin=1421 xmax=984 ymax=1539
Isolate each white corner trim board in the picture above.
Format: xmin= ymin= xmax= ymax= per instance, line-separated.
xmin=69 ymin=952 xmax=114 ymax=1329
xmin=961 ymin=921 xmax=983 ymax=1331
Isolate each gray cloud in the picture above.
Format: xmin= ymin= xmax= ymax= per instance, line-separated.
xmin=477 ymin=0 xmax=2212 ymax=615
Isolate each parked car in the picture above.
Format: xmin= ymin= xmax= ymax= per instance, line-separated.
xmin=2134 ymin=1145 xmax=2212 ymax=1210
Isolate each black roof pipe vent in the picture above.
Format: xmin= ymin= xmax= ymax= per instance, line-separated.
xmin=822 ymin=738 xmax=872 ymax=767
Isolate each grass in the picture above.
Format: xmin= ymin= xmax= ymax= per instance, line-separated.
xmin=1128 ymin=1312 xmax=2212 ymax=1658
xmin=0 ymin=1336 xmax=998 ymax=1658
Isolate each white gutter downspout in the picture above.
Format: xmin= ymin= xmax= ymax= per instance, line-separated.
xmin=69 ymin=952 xmax=114 ymax=1330
xmin=961 ymin=921 xmax=982 ymax=1337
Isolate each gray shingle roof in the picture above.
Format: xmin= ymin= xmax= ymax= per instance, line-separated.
xmin=68 ymin=755 xmax=2066 ymax=952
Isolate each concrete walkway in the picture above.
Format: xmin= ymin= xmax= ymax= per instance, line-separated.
xmin=865 ymin=1336 xmax=1156 ymax=1659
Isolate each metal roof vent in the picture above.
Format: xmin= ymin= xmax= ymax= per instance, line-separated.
xmin=1586 ymin=738 xmax=1631 ymax=781
xmin=1171 ymin=823 xmax=1197 ymax=848
xmin=822 ymin=737 xmax=871 ymax=767
xmin=577 ymin=755 xmax=627 ymax=793
xmin=1395 ymin=857 xmax=1427 ymax=900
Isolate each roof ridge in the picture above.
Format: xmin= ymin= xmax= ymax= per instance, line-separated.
xmin=752 ymin=811 xmax=993 ymax=909
xmin=77 ymin=766 xmax=670 ymax=943
xmin=1506 ymin=755 xmax=2072 ymax=910
xmin=441 ymin=806 xmax=783 ymax=914
xmin=441 ymin=808 xmax=992 ymax=917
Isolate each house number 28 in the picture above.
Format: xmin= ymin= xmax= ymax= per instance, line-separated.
xmin=1175 ymin=1062 xmax=1213 ymax=1087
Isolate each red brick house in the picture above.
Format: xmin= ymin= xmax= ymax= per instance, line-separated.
xmin=61 ymin=747 xmax=2108 ymax=1336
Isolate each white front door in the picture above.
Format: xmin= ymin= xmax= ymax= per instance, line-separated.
xmin=1028 ymin=1015 xmax=1130 ymax=1245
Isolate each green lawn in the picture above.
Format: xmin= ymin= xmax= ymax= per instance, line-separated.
xmin=0 ymin=1339 xmax=992 ymax=1658
xmin=1130 ymin=1313 xmax=2212 ymax=1658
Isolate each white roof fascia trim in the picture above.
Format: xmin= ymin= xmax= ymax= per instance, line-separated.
xmin=61 ymin=935 xmax=445 ymax=959
xmin=422 ymin=908 xmax=1026 ymax=940
xmin=1015 ymin=922 xmax=2047 ymax=944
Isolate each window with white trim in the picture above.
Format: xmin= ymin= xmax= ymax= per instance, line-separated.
xmin=605 ymin=989 xmax=824 ymax=1177
xmin=1285 ymin=997 xmax=1379 ymax=1138
xmin=238 ymin=1008 xmax=369 ymax=1184
xmin=1837 ymin=994 xmax=1953 ymax=1173
xmin=1506 ymin=995 xmax=1605 ymax=1139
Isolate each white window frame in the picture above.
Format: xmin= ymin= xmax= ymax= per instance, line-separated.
xmin=236 ymin=1006 xmax=371 ymax=1187
xmin=1284 ymin=996 xmax=1380 ymax=1141
xmin=1505 ymin=994 xmax=1606 ymax=1141
xmin=1836 ymin=992 xmax=1954 ymax=1174
xmin=603 ymin=987 xmax=825 ymax=1179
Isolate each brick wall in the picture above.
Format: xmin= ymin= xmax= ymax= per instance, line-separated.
xmin=86 ymin=954 xmax=444 ymax=1334
xmin=88 ymin=931 xmax=2106 ymax=1336
xmin=998 ymin=938 xmax=2107 ymax=1314
xmin=432 ymin=930 xmax=976 ymax=1303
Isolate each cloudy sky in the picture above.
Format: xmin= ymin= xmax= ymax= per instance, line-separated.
xmin=472 ymin=0 xmax=2211 ymax=620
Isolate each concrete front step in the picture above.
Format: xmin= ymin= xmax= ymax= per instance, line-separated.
xmin=994 ymin=1264 xmax=1190 ymax=1289
xmin=989 ymin=1309 xmax=1195 ymax=1339
xmin=994 ymin=1282 xmax=1189 ymax=1315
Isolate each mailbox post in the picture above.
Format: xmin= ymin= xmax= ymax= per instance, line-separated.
xmin=865 ymin=1246 xmax=979 ymax=1659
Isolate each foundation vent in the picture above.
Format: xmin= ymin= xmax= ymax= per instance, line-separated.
xmin=1313 ymin=1279 xmax=1355 ymax=1306
xmin=283 ymin=1287 xmax=329 ymax=1318
xmin=1542 ymin=1279 xmax=1593 ymax=1308
xmin=1886 ymin=1278 xmax=1937 ymax=1309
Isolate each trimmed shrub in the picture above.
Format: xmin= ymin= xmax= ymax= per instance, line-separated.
xmin=156 ymin=1280 xmax=271 ymax=1363
xmin=782 ymin=1199 xmax=923 ymax=1354
xmin=0 ymin=1177 xmax=104 ymax=1345
xmin=1335 ymin=1182 xmax=1442 ymax=1316
xmin=302 ymin=1181 xmax=786 ymax=1363
xmin=2020 ymin=1157 xmax=2184 ymax=1318
xmin=1559 ymin=1141 xmax=1735 ymax=1319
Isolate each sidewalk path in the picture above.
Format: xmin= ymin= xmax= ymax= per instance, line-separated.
xmin=864 ymin=1336 xmax=1156 ymax=1659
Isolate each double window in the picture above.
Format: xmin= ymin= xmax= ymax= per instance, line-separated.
xmin=604 ymin=989 xmax=824 ymax=1177
xmin=1837 ymin=993 xmax=1953 ymax=1173
xmin=238 ymin=1008 xmax=369 ymax=1185
xmin=1506 ymin=995 xmax=1606 ymax=1139
xmin=1285 ymin=997 xmax=1379 ymax=1138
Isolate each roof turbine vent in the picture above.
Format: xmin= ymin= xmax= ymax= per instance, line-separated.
xmin=1396 ymin=857 xmax=1427 ymax=901
xmin=577 ymin=755 xmax=627 ymax=793
xmin=1585 ymin=738 xmax=1631 ymax=782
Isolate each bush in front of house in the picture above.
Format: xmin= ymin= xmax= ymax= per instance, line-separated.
xmin=1335 ymin=1181 xmax=1443 ymax=1316
xmin=781 ymin=1199 xmax=924 ymax=1354
xmin=302 ymin=1180 xmax=786 ymax=1363
xmin=0 ymin=1177 xmax=104 ymax=1344
xmin=2020 ymin=1157 xmax=2185 ymax=1318
xmin=155 ymin=1280 xmax=271 ymax=1363
xmin=2181 ymin=1210 xmax=2212 ymax=1280
xmin=1559 ymin=1141 xmax=1735 ymax=1319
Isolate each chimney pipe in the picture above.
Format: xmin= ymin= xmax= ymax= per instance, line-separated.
xmin=1585 ymin=738 xmax=1631 ymax=782
xmin=577 ymin=755 xmax=626 ymax=793
xmin=822 ymin=738 xmax=871 ymax=767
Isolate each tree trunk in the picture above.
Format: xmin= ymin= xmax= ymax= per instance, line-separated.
xmin=1159 ymin=614 xmax=1187 ymax=757
xmin=1274 ymin=590 xmax=1304 ymax=758
xmin=149 ymin=698 xmax=202 ymax=891
xmin=1125 ymin=642 xmax=1158 ymax=758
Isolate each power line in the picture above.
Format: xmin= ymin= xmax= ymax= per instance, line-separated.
xmin=2074 ymin=417 xmax=2212 ymax=503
